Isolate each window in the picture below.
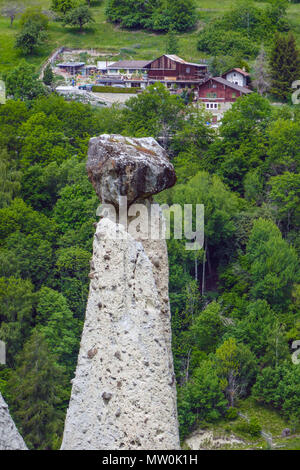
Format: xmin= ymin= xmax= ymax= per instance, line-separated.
xmin=212 ymin=84 xmax=217 ymax=88
xmin=186 ymin=67 xmax=190 ymax=73
xmin=206 ymin=102 xmax=218 ymax=109
xmin=206 ymin=92 xmax=217 ymax=98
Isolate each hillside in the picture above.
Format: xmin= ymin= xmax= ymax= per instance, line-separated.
xmin=0 ymin=0 xmax=300 ymax=74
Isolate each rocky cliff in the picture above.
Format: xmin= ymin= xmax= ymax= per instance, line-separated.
xmin=61 ymin=135 xmax=179 ymax=450
xmin=0 ymin=393 xmax=27 ymax=450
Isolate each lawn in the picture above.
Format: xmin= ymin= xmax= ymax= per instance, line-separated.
xmin=185 ymin=397 xmax=300 ymax=450
xmin=1 ymin=0 xmax=300 ymax=76
xmin=0 ymin=0 xmax=300 ymax=77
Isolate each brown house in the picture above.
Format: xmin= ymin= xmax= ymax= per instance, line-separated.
xmin=197 ymin=76 xmax=252 ymax=124
xmin=144 ymin=55 xmax=208 ymax=87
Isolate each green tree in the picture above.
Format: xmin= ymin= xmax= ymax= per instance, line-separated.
xmin=177 ymin=359 xmax=227 ymax=439
xmin=269 ymin=32 xmax=300 ymax=101
xmin=212 ymin=93 xmax=272 ymax=192
xmin=64 ymin=3 xmax=94 ymax=31
xmin=266 ymin=119 xmax=300 ymax=175
xmin=4 ymin=61 xmax=45 ymax=100
xmin=7 ymin=330 xmax=67 ymax=449
xmin=51 ymin=0 xmax=77 ymax=15
xmin=268 ymin=172 xmax=300 ymax=233
xmin=15 ymin=19 xmax=48 ymax=55
xmin=0 ymin=149 xmax=21 ymax=208
xmin=19 ymin=112 xmax=70 ymax=166
xmin=229 ymin=300 xmax=277 ymax=359
xmin=166 ymin=28 xmax=179 ymax=55
xmin=165 ymin=0 xmax=197 ymax=32
xmin=215 ymin=338 xmax=257 ymax=406
xmin=172 ymin=171 xmax=241 ymax=293
xmin=0 ymin=277 xmax=34 ymax=366
xmin=106 ymin=0 xmax=196 ymax=32
xmin=36 ymin=287 xmax=80 ymax=374
xmin=187 ymin=302 xmax=225 ymax=354
xmin=1 ymin=231 xmax=54 ymax=288
xmin=43 ymin=64 xmax=54 ymax=86
xmin=123 ymin=82 xmax=185 ymax=145
xmin=245 ymin=218 xmax=299 ymax=310
xmin=253 ymin=362 xmax=300 ymax=421
xmin=0 ymin=100 xmax=29 ymax=153
xmin=215 ymin=338 xmax=240 ymax=407
xmin=171 ymin=107 xmax=214 ymax=182
xmin=55 ymin=246 xmax=90 ymax=318
xmin=20 ymin=6 xmax=49 ymax=31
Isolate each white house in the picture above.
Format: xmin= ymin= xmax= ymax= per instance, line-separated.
xmin=222 ymin=68 xmax=251 ymax=88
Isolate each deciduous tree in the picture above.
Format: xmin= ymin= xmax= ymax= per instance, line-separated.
xmin=63 ymin=4 xmax=94 ymax=31
xmin=1 ymin=3 xmax=24 ymax=27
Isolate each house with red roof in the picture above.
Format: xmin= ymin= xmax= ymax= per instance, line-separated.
xmin=197 ymin=76 xmax=252 ymax=125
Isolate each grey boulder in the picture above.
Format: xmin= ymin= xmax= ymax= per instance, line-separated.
xmin=86 ymin=134 xmax=176 ymax=207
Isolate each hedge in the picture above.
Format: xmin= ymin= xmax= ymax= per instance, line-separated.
xmin=92 ymin=86 xmax=139 ymax=94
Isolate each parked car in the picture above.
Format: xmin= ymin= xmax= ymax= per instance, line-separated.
xmin=78 ymin=84 xmax=93 ymax=91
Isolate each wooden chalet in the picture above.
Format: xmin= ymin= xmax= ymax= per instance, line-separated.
xmin=197 ymin=76 xmax=252 ymax=125
xmin=144 ymin=55 xmax=208 ymax=87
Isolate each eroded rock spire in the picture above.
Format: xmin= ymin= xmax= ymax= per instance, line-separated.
xmin=0 ymin=392 xmax=27 ymax=450
xmin=61 ymin=135 xmax=179 ymax=450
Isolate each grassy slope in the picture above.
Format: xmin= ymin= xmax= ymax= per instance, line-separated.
xmin=1 ymin=0 xmax=300 ymax=75
xmin=188 ymin=398 xmax=300 ymax=450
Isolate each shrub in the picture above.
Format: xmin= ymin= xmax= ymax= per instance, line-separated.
xmin=226 ymin=407 xmax=238 ymax=421
xmin=249 ymin=417 xmax=262 ymax=436
xmin=198 ymin=28 xmax=259 ymax=58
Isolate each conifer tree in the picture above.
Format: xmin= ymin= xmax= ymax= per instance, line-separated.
xmin=166 ymin=28 xmax=179 ymax=55
xmin=269 ymin=32 xmax=300 ymax=101
xmin=43 ymin=63 xmax=54 ymax=86
xmin=7 ymin=330 xmax=67 ymax=449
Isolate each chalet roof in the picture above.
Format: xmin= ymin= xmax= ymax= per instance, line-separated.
xmin=57 ymin=62 xmax=85 ymax=68
xmin=108 ymin=60 xmax=151 ymax=69
xmin=203 ymin=77 xmax=252 ymax=94
xmin=223 ymin=67 xmax=250 ymax=77
xmin=165 ymin=54 xmax=186 ymax=63
xmin=157 ymin=54 xmax=207 ymax=68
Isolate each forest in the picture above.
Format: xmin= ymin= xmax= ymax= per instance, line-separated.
xmin=0 ymin=0 xmax=300 ymax=451
xmin=0 ymin=77 xmax=299 ymax=449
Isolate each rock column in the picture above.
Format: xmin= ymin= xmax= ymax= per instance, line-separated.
xmin=0 ymin=393 xmax=27 ymax=450
xmin=61 ymin=135 xmax=179 ymax=450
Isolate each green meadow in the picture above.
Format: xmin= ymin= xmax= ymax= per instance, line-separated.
xmin=1 ymin=0 xmax=300 ymax=75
